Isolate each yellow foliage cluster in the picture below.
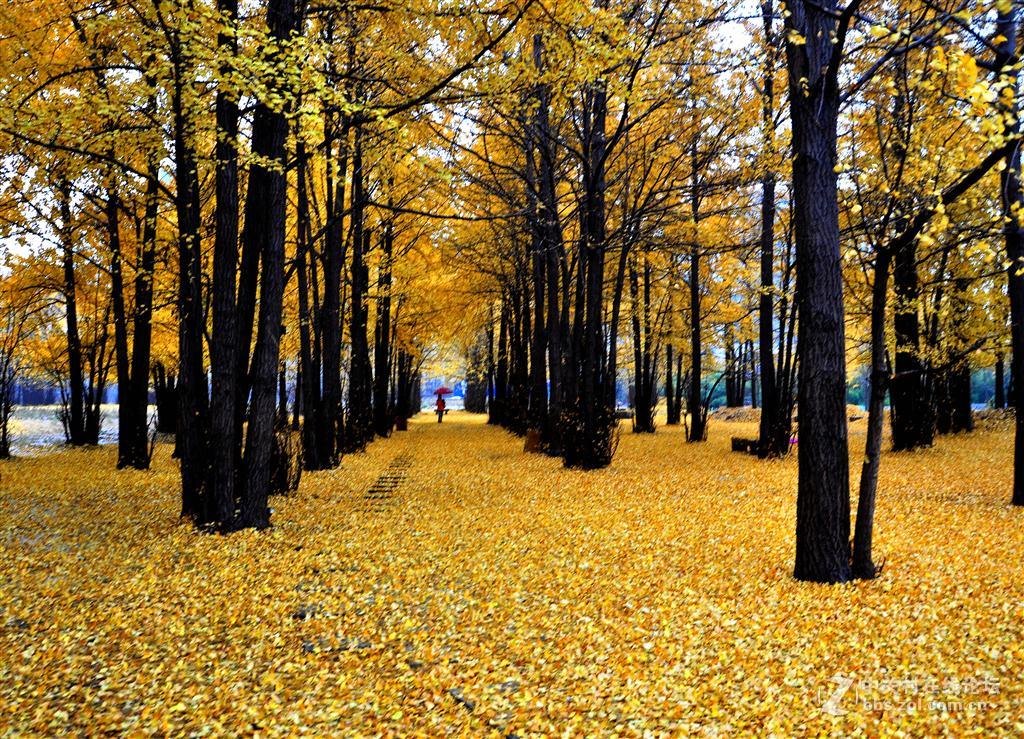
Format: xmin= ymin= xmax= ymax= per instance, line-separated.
xmin=2 ymin=415 xmax=1022 ymax=734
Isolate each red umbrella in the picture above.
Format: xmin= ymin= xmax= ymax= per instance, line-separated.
xmin=435 ymin=386 xmax=453 ymax=395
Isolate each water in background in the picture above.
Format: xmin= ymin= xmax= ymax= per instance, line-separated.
xmin=421 ymin=394 xmax=464 ymax=412
xmin=5 ymin=405 xmax=156 ymax=456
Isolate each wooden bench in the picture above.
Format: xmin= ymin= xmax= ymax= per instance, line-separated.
xmin=731 ymin=437 xmax=758 ymax=454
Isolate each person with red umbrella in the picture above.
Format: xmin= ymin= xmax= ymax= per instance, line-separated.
xmin=435 ymin=386 xmax=452 ymax=423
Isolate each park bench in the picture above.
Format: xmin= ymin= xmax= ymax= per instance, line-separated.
xmin=731 ymin=437 xmax=758 ymax=455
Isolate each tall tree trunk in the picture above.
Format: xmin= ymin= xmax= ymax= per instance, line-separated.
xmin=172 ymin=60 xmax=209 ymax=522
xmin=153 ymin=363 xmax=178 ymax=435
xmin=110 ymin=165 xmax=154 ymax=470
xmin=534 ymin=34 xmax=564 ymax=452
xmin=563 ymin=77 xmax=614 ymax=469
xmin=686 ymin=133 xmax=706 ymax=442
xmin=606 ymin=237 xmax=631 ymax=412
xmin=106 ymin=182 xmax=136 ymax=468
xmin=665 ymin=344 xmax=678 ymax=424
xmin=629 ymin=254 xmax=650 ymax=432
xmin=785 ymin=0 xmax=851 ymax=583
xmin=724 ymin=333 xmax=736 ymax=407
xmin=673 ymin=351 xmax=685 ymax=423
xmin=757 ymin=0 xmax=782 ymax=456
xmin=343 ymin=117 xmax=374 ymax=451
xmin=296 ymin=143 xmax=323 ymax=468
xmin=757 ymin=179 xmax=780 ymax=451
xmin=58 ymin=180 xmax=86 ymax=446
xmin=373 ymin=214 xmax=394 ymax=437
xmin=748 ymin=339 xmax=757 ymax=408
xmin=949 ymin=362 xmax=973 ymax=433
xmin=890 ymin=235 xmax=932 ymax=450
xmin=293 ymin=357 xmax=302 ymax=430
xmin=947 ymin=277 xmax=974 ymax=433
xmin=636 ymin=252 xmax=657 ymax=432
xmin=687 ymin=242 xmax=704 ymax=441
xmin=492 ymin=297 xmax=509 ymax=425
xmin=486 ymin=305 xmax=496 ymax=415
xmin=320 ymin=108 xmax=349 ymax=466
xmin=237 ymin=0 xmax=300 ymax=529
xmin=995 ymin=354 xmax=1006 ymax=409
xmin=208 ymin=0 xmax=241 ymax=527
xmin=853 ymin=248 xmax=891 ymax=579
xmin=997 ymin=8 xmax=1024 ymax=505
xmin=346 ymin=212 xmax=375 ymax=452
xmin=124 ymin=148 xmax=160 ymax=467
xmin=528 ymin=184 xmax=548 ymax=434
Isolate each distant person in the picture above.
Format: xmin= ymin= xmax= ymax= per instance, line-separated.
xmin=436 ymin=395 xmax=446 ymax=423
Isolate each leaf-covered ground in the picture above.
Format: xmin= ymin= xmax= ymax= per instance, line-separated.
xmin=1 ymin=412 xmax=1022 ymax=734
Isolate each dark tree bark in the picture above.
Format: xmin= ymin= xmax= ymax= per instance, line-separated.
xmin=319 ymin=102 xmax=349 ymax=467
xmin=153 ymin=363 xmax=178 ymax=435
xmin=665 ymin=344 xmax=679 ymax=425
xmin=757 ymin=0 xmax=783 ymax=457
xmin=946 ymin=276 xmax=974 ymax=434
xmin=171 ymin=55 xmax=210 ymax=522
xmin=673 ymin=351 xmax=685 ymax=424
xmin=505 ymin=276 xmax=531 ymax=435
xmin=685 ymin=132 xmax=707 ymax=442
xmin=757 ymin=173 xmax=784 ymax=454
xmin=0 ymin=356 xmax=15 ymax=460
xmin=278 ymin=365 xmax=288 ymax=421
xmin=207 ymin=0 xmax=241 ymax=527
xmin=526 ymin=138 xmax=548 ymax=435
xmin=293 ymin=360 xmax=302 ymax=430
xmin=853 ymin=248 xmax=890 ymax=579
xmin=629 ymin=251 xmax=657 ymax=433
xmin=737 ymin=341 xmax=748 ymax=406
xmin=606 ymin=237 xmax=631 ymax=412
xmin=890 ymin=235 xmax=932 ymax=451
xmin=83 ymin=319 xmax=111 ymax=446
xmin=934 ymin=369 xmax=952 ymax=435
xmin=126 ymin=151 xmax=159 ymax=465
xmin=995 ymin=354 xmax=1006 ymax=409
xmin=491 ymin=297 xmax=509 ymax=425
xmin=562 ymin=77 xmax=615 ymax=469
xmin=394 ymin=349 xmax=415 ymax=421
xmin=486 ymin=305 xmax=496 ymax=415
xmin=775 ymin=224 xmax=799 ymax=452
xmin=346 ymin=223 xmax=375 ymax=451
xmin=748 ymin=339 xmax=758 ymax=408
xmin=949 ymin=362 xmax=973 ymax=433
xmin=373 ymin=214 xmax=395 ymax=437
xmin=296 ymin=142 xmax=324 ymax=468
xmin=107 ymin=183 xmax=133 ymax=466
xmin=996 ymin=8 xmax=1024 ymax=506
xmin=464 ymin=333 xmax=489 ymax=413
xmin=785 ymin=0 xmax=851 ymax=583
xmin=236 ymin=0 xmax=301 ymax=529
xmin=342 ymin=117 xmax=375 ymax=452
xmin=58 ymin=179 xmax=86 ymax=447
xmin=724 ymin=335 xmax=737 ymax=408
xmin=687 ymin=241 xmax=705 ymax=442
xmin=109 ymin=172 xmax=153 ymax=470
xmin=534 ymin=35 xmax=565 ymax=453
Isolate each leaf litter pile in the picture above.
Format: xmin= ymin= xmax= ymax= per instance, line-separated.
xmin=2 ymin=413 xmax=1022 ymax=734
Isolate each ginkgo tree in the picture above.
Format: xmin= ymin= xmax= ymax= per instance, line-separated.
xmin=0 ymin=0 xmax=1022 ymax=590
